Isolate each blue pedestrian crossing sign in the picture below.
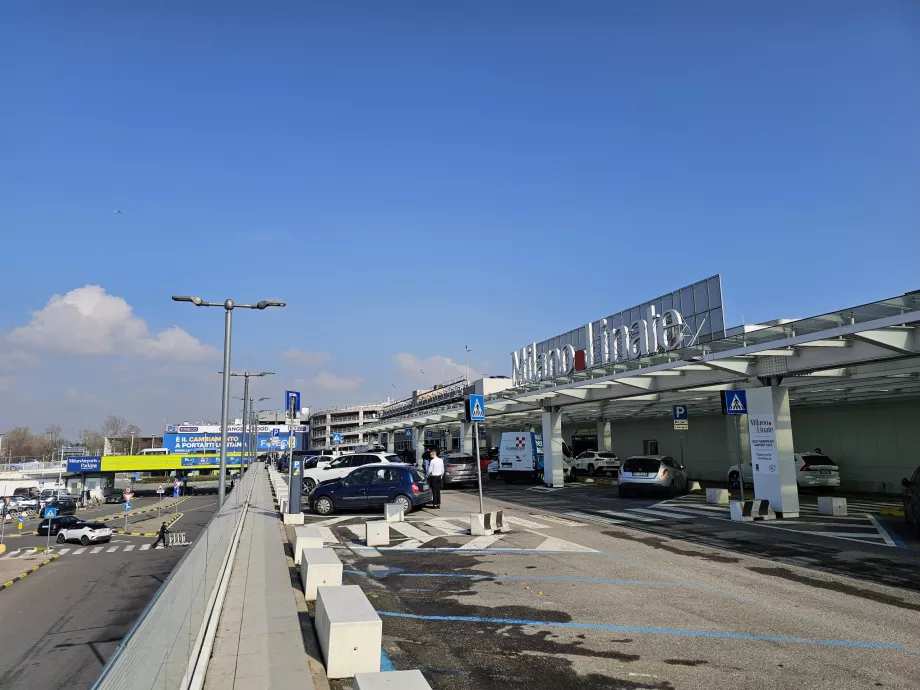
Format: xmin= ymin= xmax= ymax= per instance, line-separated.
xmin=465 ymin=394 xmax=486 ymax=422
xmin=721 ymin=390 xmax=748 ymax=415
xmin=332 ymin=433 xmax=343 ymax=445
xmin=44 ymin=506 xmax=57 ymax=518
xmin=124 ymin=502 xmax=132 ymax=511
xmin=405 ymin=428 xmax=412 ymax=437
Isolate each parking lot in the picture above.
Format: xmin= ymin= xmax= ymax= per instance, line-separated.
xmin=298 ymin=482 xmax=920 ymax=689
xmin=0 ymin=494 xmax=220 ymax=690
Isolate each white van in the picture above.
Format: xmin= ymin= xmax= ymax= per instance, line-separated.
xmin=497 ymin=432 xmax=573 ymax=483
xmin=138 ymin=448 xmax=170 ymax=456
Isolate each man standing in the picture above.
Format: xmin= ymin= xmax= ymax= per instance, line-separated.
xmin=426 ymin=448 xmax=445 ymax=509
xmin=153 ymin=521 xmax=169 ymax=548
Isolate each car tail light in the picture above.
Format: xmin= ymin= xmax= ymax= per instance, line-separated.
xmin=800 ymin=464 xmax=811 ymax=472
xmin=411 ymin=482 xmax=420 ymax=494
xmin=447 ymin=464 xmax=457 ymax=468
xmin=660 ymin=468 xmax=669 ymax=478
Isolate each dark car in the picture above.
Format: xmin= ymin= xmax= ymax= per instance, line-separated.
xmin=902 ymin=466 xmax=920 ymax=537
xmin=37 ymin=515 xmax=80 ymax=536
xmin=440 ymin=453 xmax=479 ymax=486
xmin=309 ymin=463 xmax=432 ymax=516
xmin=42 ymin=497 xmax=77 ymax=516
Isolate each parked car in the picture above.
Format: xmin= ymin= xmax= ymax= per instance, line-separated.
xmin=309 ymin=464 xmax=432 ymax=516
xmin=40 ymin=488 xmax=74 ymax=503
xmin=572 ymin=450 xmax=621 ymax=477
xmin=618 ymin=455 xmax=689 ymax=497
xmin=301 ymin=452 xmax=404 ymax=494
xmin=57 ymin=521 xmax=112 ymax=545
xmin=6 ymin=495 xmax=40 ymax=512
xmin=37 ymin=515 xmax=80 ymax=536
xmin=42 ymin=498 xmax=77 ymax=516
xmin=728 ymin=450 xmax=840 ymax=490
xmin=901 ymin=466 xmax=920 ymax=538
xmin=487 ymin=458 xmax=499 ymax=480
xmin=440 ymin=453 xmax=480 ymax=486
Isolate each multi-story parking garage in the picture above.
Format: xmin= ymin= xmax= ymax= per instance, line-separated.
xmin=365 ymin=277 xmax=920 ymax=498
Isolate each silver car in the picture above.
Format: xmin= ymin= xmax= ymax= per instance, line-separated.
xmin=440 ymin=454 xmax=479 ymax=486
xmin=618 ymin=455 xmax=689 ymax=497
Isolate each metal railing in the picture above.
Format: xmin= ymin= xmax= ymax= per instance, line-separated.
xmin=91 ymin=464 xmax=260 ymax=690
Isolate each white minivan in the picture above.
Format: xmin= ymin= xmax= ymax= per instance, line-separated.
xmin=497 ymin=432 xmax=573 ymax=483
xmin=138 ymin=448 xmax=170 ymax=456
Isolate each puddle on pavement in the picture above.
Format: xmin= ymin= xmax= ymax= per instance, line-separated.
xmin=747 ymin=566 xmax=920 ymax=612
xmin=602 ymin=531 xmax=740 ymax=563
xmin=664 ymin=659 xmax=709 ymax=666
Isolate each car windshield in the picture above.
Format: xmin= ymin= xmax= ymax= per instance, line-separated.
xmin=624 ymin=457 xmax=662 ymax=473
xmin=410 ymin=469 xmax=427 ymax=483
xmin=326 ymin=457 xmax=349 ymax=468
xmin=803 ymin=454 xmax=837 ymax=466
xmin=385 ymin=455 xmax=402 ymax=464
xmin=599 ymin=452 xmax=618 ymax=459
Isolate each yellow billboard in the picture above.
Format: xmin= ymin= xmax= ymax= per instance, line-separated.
xmin=100 ymin=454 xmax=243 ymax=472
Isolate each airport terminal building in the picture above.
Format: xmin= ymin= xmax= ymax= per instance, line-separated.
xmin=365 ymin=275 xmax=920 ymax=496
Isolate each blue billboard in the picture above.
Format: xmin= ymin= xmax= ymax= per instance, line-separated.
xmin=164 ymin=432 xmax=299 ymax=453
xmin=67 ymin=456 xmax=102 ymax=472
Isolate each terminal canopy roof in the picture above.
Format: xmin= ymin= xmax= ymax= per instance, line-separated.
xmin=366 ymin=290 xmax=920 ymax=432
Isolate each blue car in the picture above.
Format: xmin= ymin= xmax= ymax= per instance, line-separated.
xmin=309 ymin=463 xmax=432 ymax=516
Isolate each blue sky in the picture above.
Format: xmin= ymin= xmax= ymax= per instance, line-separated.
xmin=1 ymin=1 xmax=918 ymax=437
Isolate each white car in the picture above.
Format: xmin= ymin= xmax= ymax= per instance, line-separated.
xmin=728 ymin=451 xmax=840 ymax=490
xmin=302 ymin=452 xmax=404 ymax=494
xmin=56 ymin=521 xmax=112 ymax=545
xmin=487 ymin=459 xmax=499 ymax=480
xmin=572 ymin=450 xmax=620 ymax=477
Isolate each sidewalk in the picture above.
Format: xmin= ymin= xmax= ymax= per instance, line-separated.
xmin=204 ymin=469 xmax=321 ymax=690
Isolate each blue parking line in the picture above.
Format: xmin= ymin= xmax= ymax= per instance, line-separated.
xmin=380 ymin=648 xmax=396 ymax=671
xmin=376 ymin=612 xmax=909 ymax=651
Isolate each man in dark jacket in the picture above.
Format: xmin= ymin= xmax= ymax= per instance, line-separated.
xmin=153 ymin=522 xmax=169 ymax=548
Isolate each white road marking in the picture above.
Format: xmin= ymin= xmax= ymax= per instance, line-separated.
xmin=73 ymin=548 xmax=86 ymax=555
xmin=123 ymin=545 xmax=135 ymax=552
xmin=626 ymin=508 xmax=696 ymax=520
xmin=460 ymin=535 xmax=502 ymax=549
xmin=535 ymin=536 xmax=598 ymax=552
xmin=318 ymin=526 xmax=338 ymax=544
xmin=565 ymin=511 xmax=624 ymax=525
xmin=425 ymin=519 xmax=469 ymax=535
xmin=107 ymin=546 xmax=119 ymax=553
xmin=56 ymin=548 xmax=70 ymax=555
xmin=391 ymin=539 xmax=425 ymax=549
xmin=504 ymin=516 xmax=550 ymax=529
xmin=528 ymin=514 xmax=585 ymax=527
xmin=139 ymin=544 xmax=151 ymax=551
xmin=91 ymin=547 xmax=103 ymax=554
xmin=346 ymin=525 xmax=366 ymax=540
xmin=595 ymin=510 xmax=658 ymax=522
xmin=866 ymin=514 xmax=897 ymax=547
xmin=390 ymin=522 xmax=437 ymax=543
xmin=312 ymin=516 xmax=355 ymax=527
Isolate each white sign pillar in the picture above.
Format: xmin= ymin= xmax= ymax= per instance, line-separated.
xmin=384 ymin=431 xmax=394 ymax=454
xmin=746 ymin=385 xmax=799 ymax=517
xmin=413 ymin=427 xmax=426 ymax=469
xmin=541 ymin=407 xmax=565 ymax=488
xmin=596 ymin=420 xmax=612 ymax=452
xmin=459 ymin=423 xmax=473 ymax=455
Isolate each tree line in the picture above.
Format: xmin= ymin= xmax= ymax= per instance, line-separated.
xmin=1 ymin=415 xmax=143 ymax=461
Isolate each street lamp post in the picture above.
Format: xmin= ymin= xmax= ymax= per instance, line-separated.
xmin=228 ymin=373 xmax=274 ymax=476
xmin=465 ymin=345 xmax=472 ymax=384
xmin=172 ymin=296 xmax=285 ymax=507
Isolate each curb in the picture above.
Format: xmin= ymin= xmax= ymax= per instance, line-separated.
xmin=0 ymin=554 xmax=61 ymax=592
xmin=97 ymin=497 xmax=188 ymax=523
xmin=115 ymin=512 xmax=183 ymax=536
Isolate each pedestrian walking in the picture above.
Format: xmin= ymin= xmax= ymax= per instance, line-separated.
xmin=153 ymin=521 xmax=169 ymax=548
xmin=426 ymin=448 xmax=445 ymax=509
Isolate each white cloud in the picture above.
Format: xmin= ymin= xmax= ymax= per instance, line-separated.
xmin=281 ymin=349 xmax=332 ymax=367
xmin=297 ymin=371 xmax=364 ymax=392
xmin=6 ymin=285 xmax=218 ymax=362
xmin=393 ymin=353 xmax=480 ymax=385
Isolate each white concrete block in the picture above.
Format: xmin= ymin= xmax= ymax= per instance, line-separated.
xmin=279 ymin=498 xmax=288 ymax=513
xmin=355 ymin=670 xmax=432 ymax=689
xmin=300 ymin=547 xmax=343 ymax=601
xmin=384 ymin=503 xmax=405 ymax=523
xmin=365 ymin=521 xmax=390 ymax=546
xmin=706 ymin=488 xmax=729 ymax=505
xmin=730 ymin=499 xmax=776 ymax=522
xmin=283 ymin=511 xmax=304 ymax=525
xmin=316 ymin=585 xmax=382 ymax=679
xmin=470 ymin=512 xmax=493 ymax=536
xmin=817 ymin=496 xmax=847 ymax=517
xmin=688 ymin=481 xmax=703 ymax=493
xmin=294 ymin=525 xmax=324 ymax=565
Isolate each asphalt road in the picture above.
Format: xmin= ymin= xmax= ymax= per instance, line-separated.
xmin=0 ymin=495 xmax=219 ymax=690
xmin=300 ymin=482 xmax=920 ymax=689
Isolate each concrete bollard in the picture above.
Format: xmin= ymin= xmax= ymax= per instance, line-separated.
xmin=283 ymin=511 xmax=305 ymax=525
xmin=316 ymin=585 xmax=382 ymax=678
xmin=355 ymin=670 xmax=432 ymax=689
xmin=817 ymin=496 xmax=847 ymax=517
xmin=706 ymin=488 xmax=729 ymax=505
xmin=365 ymin=521 xmax=389 ymax=546
xmin=384 ymin=503 xmax=405 ymax=523
xmin=688 ymin=481 xmax=703 ymax=493
xmin=294 ymin=525 xmax=324 ymax=565
xmin=300 ymin=548 xmax=343 ymax=601
xmin=730 ymin=499 xmax=776 ymax=522
xmin=280 ymin=498 xmax=288 ymax=513
xmin=470 ymin=511 xmax=505 ymax=536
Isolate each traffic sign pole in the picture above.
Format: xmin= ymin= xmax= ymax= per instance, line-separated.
xmin=473 ymin=421 xmax=484 ymax=515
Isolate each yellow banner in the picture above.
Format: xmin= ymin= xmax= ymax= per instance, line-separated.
xmin=100 ymin=454 xmax=243 ymax=471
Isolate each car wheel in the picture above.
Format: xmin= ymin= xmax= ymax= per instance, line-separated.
xmin=394 ymin=495 xmax=412 ymax=513
xmin=56 ymin=533 xmax=66 ymax=543
xmin=80 ymin=536 xmax=90 ymax=546
xmin=729 ymin=471 xmax=741 ymax=489
xmin=304 ymin=478 xmax=316 ymax=494
xmin=314 ymin=496 xmax=334 ymax=516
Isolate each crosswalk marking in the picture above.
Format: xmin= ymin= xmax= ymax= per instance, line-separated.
xmin=504 ymin=516 xmax=551 ymax=529
xmin=73 ymin=548 xmax=86 ymax=555
xmin=390 ymin=522 xmax=437 ymax=543
xmin=595 ymin=510 xmax=657 ymax=522
xmin=391 ymin=539 xmax=425 ymax=549
xmin=626 ymin=507 xmax=696 ymax=520
xmin=124 ymin=545 xmax=135 ymax=552
xmin=90 ymin=547 xmax=103 ymax=554
xmin=528 ymin=514 xmax=585 ymax=527
xmin=461 ymin=535 xmax=502 ymax=549
xmin=565 ymin=511 xmax=623 ymax=525
xmin=425 ymin=519 xmax=469 ymax=536
xmin=56 ymin=548 xmax=70 ymax=555
xmin=106 ymin=546 xmax=119 ymax=553
xmin=346 ymin=525 xmax=366 ymax=540
xmin=140 ymin=544 xmax=151 ymax=551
